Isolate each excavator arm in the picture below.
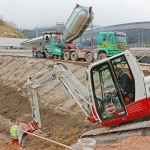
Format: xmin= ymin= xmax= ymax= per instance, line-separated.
xmin=27 ymin=69 xmax=57 ymax=128
xmin=18 ymin=63 xmax=93 ymax=145
xmin=27 ymin=63 xmax=92 ymax=128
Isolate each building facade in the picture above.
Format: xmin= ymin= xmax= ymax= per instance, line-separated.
xmin=0 ymin=37 xmax=28 ymax=49
xmin=74 ymin=21 xmax=150 ymax=48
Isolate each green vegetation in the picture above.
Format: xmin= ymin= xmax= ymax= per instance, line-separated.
xmin=0 ymin=19 xmax=24 ymax=38
xmin=22 ymin=26 xmax=64 ymax=38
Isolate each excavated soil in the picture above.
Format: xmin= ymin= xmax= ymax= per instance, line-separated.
xmin=0 ymin=83 xmax=30 ymax=121
xmin=0 ymin=55 xmax=150 ymax=150
xmin=0 ymin=56 xmax=98 ymax=150
xmin=95 ymin=136 xmax=150 ymax=150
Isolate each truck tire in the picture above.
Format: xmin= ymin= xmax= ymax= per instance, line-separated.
xmin=42 ymin=52 xmax=48 ymax=58
xmin=58 ymin=56 xmax=62 ymax=60
xmin=63 ymin=52 xmax=71 ymax=60
xmin=98 ymin=53 xmax=107 ymax=60
xmin=35 ymin=51 xmax=42 ymax=58
xmin=85 ymin=52 xmax=93 ymax=62
xmin=71 ymin=52 xmax=78 ymax=61
xmin=53 ymin=55 xmax=58 ymax=59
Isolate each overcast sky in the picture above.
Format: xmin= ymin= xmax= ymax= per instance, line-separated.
xmin=0 ymin=0 xmax=150 ymax=29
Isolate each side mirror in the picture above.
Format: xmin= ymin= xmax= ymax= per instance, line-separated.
xmin=126 ymin=37 xmax=128 ymax=44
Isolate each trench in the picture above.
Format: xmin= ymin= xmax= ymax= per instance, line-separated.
xmin=0 ymin=81 xmax=98 ymax=150
xmin=0 ymin=55 xmax=99 ymax=149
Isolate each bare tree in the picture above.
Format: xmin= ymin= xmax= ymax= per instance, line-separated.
xmin=8 ymin=21 xmax=18 ymax=29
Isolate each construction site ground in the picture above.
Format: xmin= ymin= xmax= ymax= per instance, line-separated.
xmin=0 ymin=54 xmax=150 ymax=150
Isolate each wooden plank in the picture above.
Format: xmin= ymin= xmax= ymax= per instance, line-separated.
xmin=19 ymin=129 xmax=74 ymax=150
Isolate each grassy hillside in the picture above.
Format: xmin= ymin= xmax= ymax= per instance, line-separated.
xmin=0 ymin=19 xmax=24 ymax=38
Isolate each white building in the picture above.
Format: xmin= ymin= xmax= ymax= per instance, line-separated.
xmin=0 ymin=37 xmax=28 ymax=49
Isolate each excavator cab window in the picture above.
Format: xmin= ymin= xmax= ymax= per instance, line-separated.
xmin=91 ymin=62 xmax=126 ymax=121
xmin=91 ymin=54 xmax=135 ymax=121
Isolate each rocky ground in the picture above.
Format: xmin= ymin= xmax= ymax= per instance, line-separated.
xmin=0 ymin=55 xmax=150 ymax=150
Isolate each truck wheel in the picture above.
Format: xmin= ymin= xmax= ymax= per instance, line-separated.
xmin=35 ymin=52 xmax=38 ymax=58
xmin=54 ymin=55 xmax=58 ymax=59
xmin=85 ymin=53 xmax=93 ymax=62
xmin=35 ymin=51 xmax=42 ymax=58
xmin=42 ymin=52 xmax=49 ymax=58
xmin=58 ymin=56 xmax=62 ymax=60
xmin=71 ymin=52 xmax=78 ymax=61
xmin=63 ymin=52 xmax=71 ymax=60
xmin=98 ymin=53 xmax=107 ymax=60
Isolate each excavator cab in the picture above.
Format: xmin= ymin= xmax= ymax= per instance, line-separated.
xmin=90 ymin=51 xmax=138 ymax=126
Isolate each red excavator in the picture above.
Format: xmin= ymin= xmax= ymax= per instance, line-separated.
xmin=18 ymin=50 xmax=150 ymax=146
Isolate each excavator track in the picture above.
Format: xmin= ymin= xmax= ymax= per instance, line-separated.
xmin=81 ymin=120 xmax=150 ymax=145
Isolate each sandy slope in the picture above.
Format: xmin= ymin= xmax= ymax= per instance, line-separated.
xmin=0 ymin=55 xmax=150 ymax=150
xmin=0 ymin=56 xmax=98 ymax=150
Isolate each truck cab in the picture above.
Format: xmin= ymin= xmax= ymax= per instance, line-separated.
xmin=96 ymin=32 xmax=128 ymax=59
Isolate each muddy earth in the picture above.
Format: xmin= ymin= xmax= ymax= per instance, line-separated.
xmin=0 ymin=55 xmax=150 ymax=150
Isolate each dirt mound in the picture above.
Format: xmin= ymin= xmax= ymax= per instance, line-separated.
xmin=0 ymin=82 xmax=30 ymax=121
xmin=95 ymin=136 xmax=150 ymax=150
xmin=0 ymin=141 xmax=17 ymax=150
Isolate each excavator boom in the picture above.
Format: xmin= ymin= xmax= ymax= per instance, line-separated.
xmin=27 ymin=63 xmax=92 ymax=128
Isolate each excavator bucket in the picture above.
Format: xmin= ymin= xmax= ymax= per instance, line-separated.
xmin=17 ymin=120 xmax=39 ymax=146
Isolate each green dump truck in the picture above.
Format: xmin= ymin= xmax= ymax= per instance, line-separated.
xmin=33 ymin=30 xmax=128 ymax=62
xmin=94 ymin=31 xmax=128 ymax=60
